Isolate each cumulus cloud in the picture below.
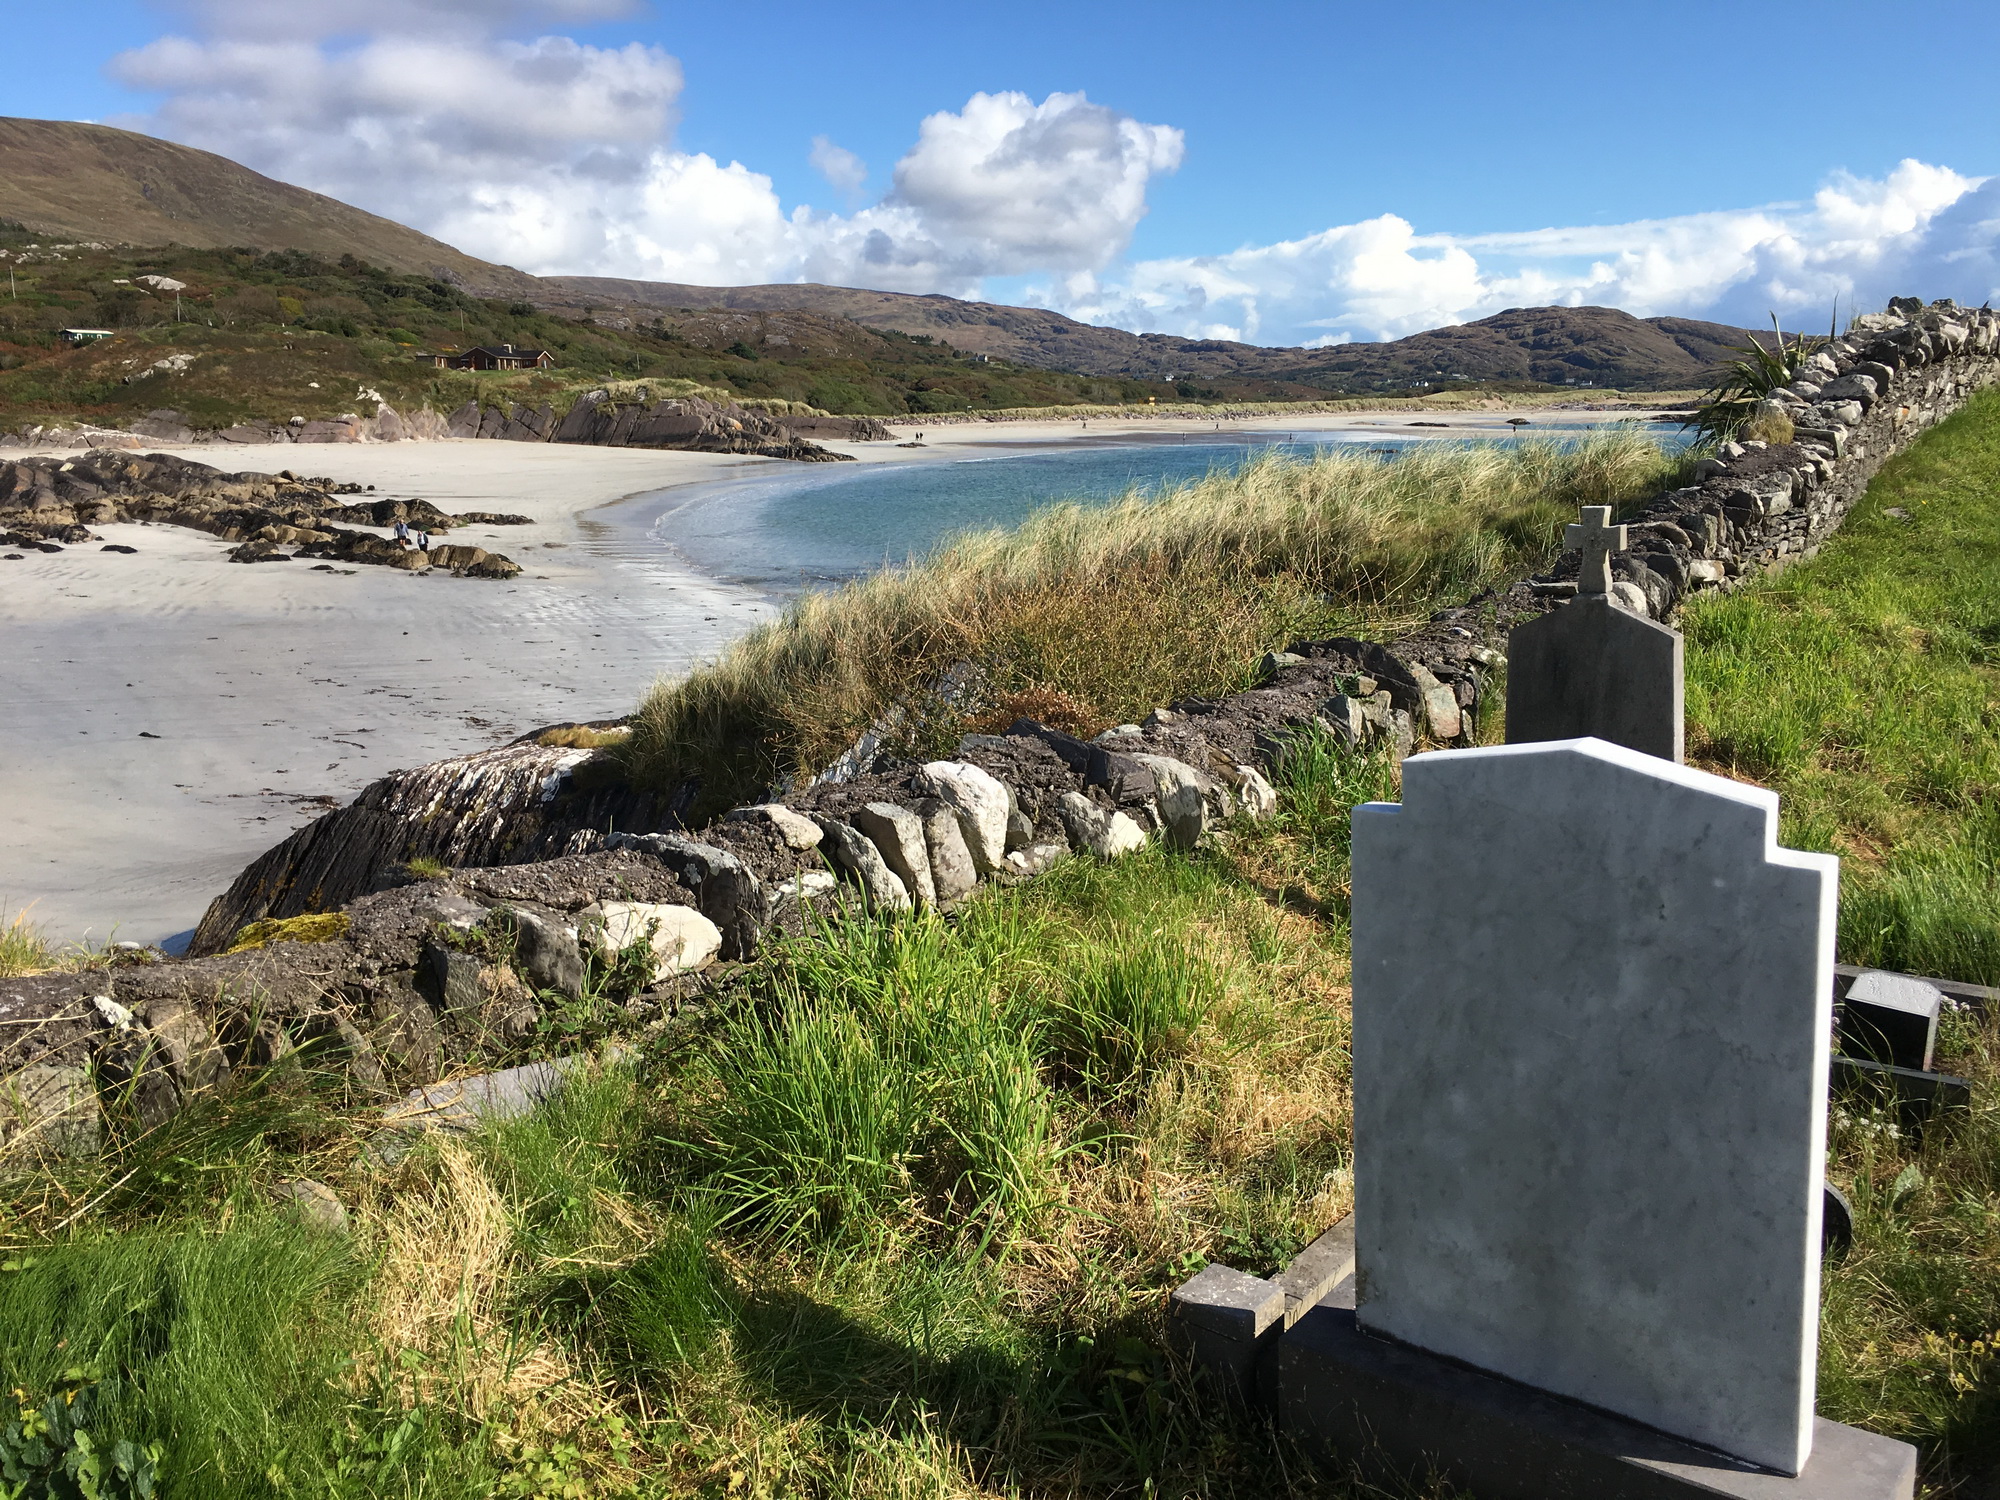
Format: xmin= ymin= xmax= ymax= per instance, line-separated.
xmin=110 ymin=6 xmax=1994 ymax=341
xmin=1047 ymin=160 xmax=1995 ymax=346
xmin=809 ymin=135 xmax=867 ymax=199
xmin=112 ymin=9 xmax=1182 ymax=295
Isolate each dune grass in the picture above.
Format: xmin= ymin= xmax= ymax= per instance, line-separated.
xmin=625 ymin=430 xmax=1687 ymax=814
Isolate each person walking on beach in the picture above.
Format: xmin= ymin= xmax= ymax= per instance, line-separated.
xmin=392 ymin=518 xmax=410 ymax=546
xmin=417 ymin=530 xmax=430 ymax=551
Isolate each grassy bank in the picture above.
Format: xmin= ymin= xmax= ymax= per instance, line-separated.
xmin=1676 ymin=387 xmax=2000 ymax=1487
xmin=1685 ymin=385 xmax=2000 ymax=984
xmin=0 ymin=739 xmax=1399 ymax=1499
xmin=627 ymin=429 xmax=1687 ymax=814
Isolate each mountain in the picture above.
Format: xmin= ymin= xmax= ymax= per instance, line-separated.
xmin=543 ymin=277 xmax=1744 ymax=392
xmin=0 ymin=116 xmax=1744 ymax=394
xmin=0 ymin=117 xmax=541 ymax=299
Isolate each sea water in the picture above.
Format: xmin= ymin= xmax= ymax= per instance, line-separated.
xmin=632 ymin=426 xmax=1681 ymax=593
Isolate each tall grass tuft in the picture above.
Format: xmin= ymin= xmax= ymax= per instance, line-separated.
xmin=1 ymin=905 xmax=59 ymax=977
xmin=626 ymin=432 xmax=1683 ymax=812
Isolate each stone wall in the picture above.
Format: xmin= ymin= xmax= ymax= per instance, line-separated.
xmin=7 ymin=299 xmax=1997 ymax=1158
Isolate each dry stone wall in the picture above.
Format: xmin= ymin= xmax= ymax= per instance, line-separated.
xmin=7 ymin=299 xmax=1998 ymax=1160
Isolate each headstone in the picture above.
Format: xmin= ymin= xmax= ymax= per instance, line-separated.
xmin=1350 ymin=738 xmax=1837 ymax=1475
xmin=1838 ymin=970 xmax=1943 ymax=1072
xmin=1507 ymin=506 xmax=1684 ymax=762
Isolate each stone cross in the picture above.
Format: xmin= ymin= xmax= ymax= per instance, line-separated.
xmin=1350 ymin=739 xmax=1838 ymax=1477
xmin=1566 ymin=504 xmax=1627 ymax=595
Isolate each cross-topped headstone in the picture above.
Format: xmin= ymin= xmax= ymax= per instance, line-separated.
xmin=1566 ymin=504 xmax=1628 ymax=595
xmin=1351 ymin=739 xmax=1840 ymax=1476
xmin=1507 ymin=505 xmax=1683 ymax=761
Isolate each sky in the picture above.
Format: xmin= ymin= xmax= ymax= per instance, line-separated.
xmin=8 ymin=0 xmax=2000 ymax=348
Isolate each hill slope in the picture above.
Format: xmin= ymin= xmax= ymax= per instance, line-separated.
xmin=0 ymin=117 xmax=541 ymax=299
xmin=0 ymin=116 xmax=1745 ymax=397
xmin=547 ymin=276 xmax=1743 ymax=391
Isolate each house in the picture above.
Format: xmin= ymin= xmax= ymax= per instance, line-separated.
xmin=442 ymin=343 xmax=556 ymax=371
xmin=59 ymin=328 xmax=115 ymax=346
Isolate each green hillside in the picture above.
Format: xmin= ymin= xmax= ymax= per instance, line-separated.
xmin=0 ymin=231 xmax=1329 ymax=434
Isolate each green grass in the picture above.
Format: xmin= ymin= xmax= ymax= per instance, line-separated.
xmin=627 ymin=429 xmax=1688 ymax=814
xmin=12 ymin=384 xmax=2000 ymax=1496
xmin=1679 ymin=385 xmax=2000 ymax=1487
xmin=1685 ymin=385 xmax=2000 ymax=984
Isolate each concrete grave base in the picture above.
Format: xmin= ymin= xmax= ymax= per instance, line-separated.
xmin=1276 ymin=1287 xmax=1915 ymax=1500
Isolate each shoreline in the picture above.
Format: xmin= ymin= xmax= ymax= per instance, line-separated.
xmin=0 ymin=407 xmax=1654 ymax=948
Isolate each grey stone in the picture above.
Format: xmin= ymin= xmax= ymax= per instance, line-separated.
xmin=1230 ymin=764 xmax=1278 ymax=820
xmin=1411 ymin=662 xmax=1463 ymax=741
xmin=1055 ymin=791 xmax=1148 ymax=858
xmin=918 ymin=801 xmax=978 ymax=901
xmin=1169 ymin=1263 xmax=1286 ymax=1401
xmin=1131 ymin=753 xmax=1213 ymax=849
xmin=144 ymin=998 xmax=230 ymax=1093
xmin=1351 ymin=740 xmax=1838 ymax=1474
xmin=1819 ymin=373 xmax=1879 ymax=406
xmin=419 ymin=943 xmax=486 ymax=1018
xmin=852 ymin=802 xmax=938 ymax=909
xmin=1002 ymin=840 xmax=1069 ymax=876
xmin=271 ymin=1177 xmax=350 ymax=1234
xmin=606 ymin=832 xmax=769 ymax=960
xmin=591 ymin=901 xmax=721 ymax=972
xmin=727 ymin=803 xmax=823 ymax=850
xmin=1 ymin=1064 xmax=100 ymax=1160
xmin=1507 ymin=594 xmax=1684 ymax=763
xmin=814 ymin=817 xmax=911 ymax=910
xmin=1838 ymin=971 xmax=1942 ymax=1071
xmin=1172 ymin=1263 xmax=1286 ymax=1341
xmin=1385 ymin=707 xmax=1415 ymax=762
xmin=915 ymin=760 xmax=1011 ymax=873
xmin=1005 ymin=809 xmax=1034 ymax=851
xmin=1278 ymin=1299 xmax=1915 ymax=1500
xmin=507 ymin=907 xmax=584 ymax=998
xmin=1320 ymin=694 xmax=1366 ymax=747
xmin=1610 ymin=579 xmax=1653 ymax=616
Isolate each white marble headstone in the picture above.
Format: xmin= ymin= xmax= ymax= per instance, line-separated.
xmin=1350 ymin=738 xmax=1837 ymax=1476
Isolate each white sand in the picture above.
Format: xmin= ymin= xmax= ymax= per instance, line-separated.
xmin=1 ymin=408 xmax=1657 ymax=948
xmin=1 ymin=443 xmax=786 ymax=948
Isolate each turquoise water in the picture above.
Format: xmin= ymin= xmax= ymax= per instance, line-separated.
xmin=643 ymin=427 xmax=1678 ymax=592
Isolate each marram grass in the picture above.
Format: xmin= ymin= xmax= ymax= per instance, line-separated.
xmin=626 ymin=430 xmax=1685 ymax=812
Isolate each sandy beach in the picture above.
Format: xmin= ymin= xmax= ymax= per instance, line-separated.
xmin=0 ymin=406 xmax=1650 ymax=948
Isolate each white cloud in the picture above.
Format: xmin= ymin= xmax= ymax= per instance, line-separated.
xmin=1044 ymin=160 xmax=1994 ymax=345
xmin=809 ymin=135 xmax=867 ymax=199
xmin=109 ymin=6 xmax=1995 ymax=341
xmin=112 ymin=12 xmax=1182 ymax=295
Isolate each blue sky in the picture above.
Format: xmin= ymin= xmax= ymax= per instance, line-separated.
xmin=10 ymin=0 xmax=2000 ymax=344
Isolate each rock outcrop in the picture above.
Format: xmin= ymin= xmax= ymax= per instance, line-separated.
xmin=0 ymin=448 xmax=527 ymax=576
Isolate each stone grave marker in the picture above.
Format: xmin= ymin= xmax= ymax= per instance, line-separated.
xmin=1507 ymin=505 xmax=1684 ymax=761
xmin=1348 ymin=738 xmax=1844 ymax=1478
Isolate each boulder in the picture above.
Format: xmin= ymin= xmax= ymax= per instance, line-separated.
xmin=814 ymin=818 xmax=911 ymax=911
xmin=1055 ymin=792 xmax=1148 ymax=859
xmin=727 ymin=803 xmax=824 ymax=850
xmin=914 ymin=760 xmax=1011 ymax=873
xmin=1130 ymin=753 xmax=1216 ymax=850
xmin=592 ymin=900 xmax=722 ymax=973
xmin=0 ymin=1064 xmax=99 ymax=1161
xmin=918 ymin=800 xmax=978 ymax=901
xmin=507 ymin=907 xmax=585 ymax=998
xmin=851 ymin=802 xmax=938 ymax=909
